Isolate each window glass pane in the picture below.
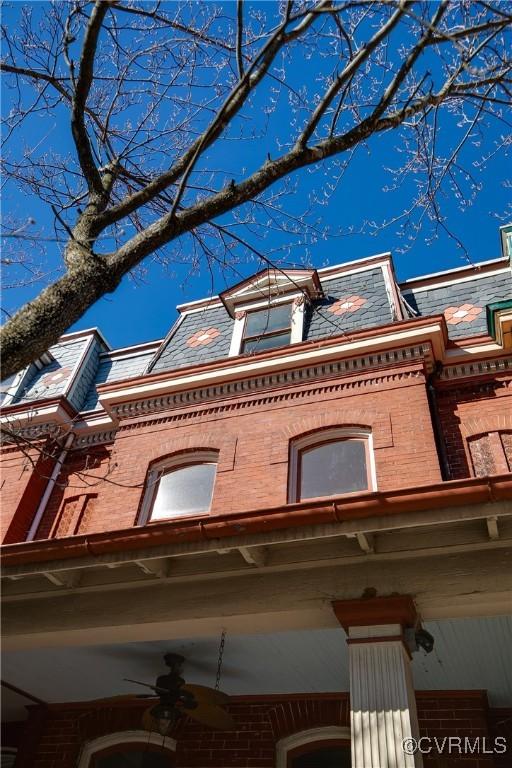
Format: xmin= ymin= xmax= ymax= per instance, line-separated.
xmin=151 ymin=463 xmax=216 ymax=520
xmin=96 ymin=750 xmax=172 ymax=768
xmin=300 ymin=440 xmax=368 ymax=500
xmin=245 ymin=304 xmax=291 ymax=337
xmin=242 ymin=331 xmax=291 ymax=354
xmin=291 ymin=745 xmax=351 ymax=768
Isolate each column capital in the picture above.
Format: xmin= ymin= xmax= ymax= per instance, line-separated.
xmin=332 ymin=595 xmax=418 ymax=633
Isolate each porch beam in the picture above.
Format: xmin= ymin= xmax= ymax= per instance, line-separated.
xmin=2 ymin=547 xmax=511 ymax=651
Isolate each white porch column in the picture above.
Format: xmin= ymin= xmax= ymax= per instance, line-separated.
xmin=333 ymin=596 xmax=423 ymax=768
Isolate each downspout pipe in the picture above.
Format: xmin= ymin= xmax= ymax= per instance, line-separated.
xmin=427 ymin=373 xmax=451 ymax=481
xmin=26 ymin=433 xmax=75 ymax=541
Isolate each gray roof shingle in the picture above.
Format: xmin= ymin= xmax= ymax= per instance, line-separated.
xmin=306 ymin=267 xmax=394 ymax=340
xmin=13 ymin=338 xmax=88 ymax=404
xmin=402 ymin=271 xmax=511 ymax=339
xmin=151 ymin=305 xmax=234 ymax=374
xmin=81 ymin=349 xmax=156 ymax=412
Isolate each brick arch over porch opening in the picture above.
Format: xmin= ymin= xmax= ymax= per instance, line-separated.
xmin=270 ymin=408 xmax=392 ymax=464
xmin=275 ymin=726 xmax=351 ymax=768
xmin=174 ymin=694 xmax=350 ymax=765
xmin=76 ymin=731 xmax=176 ymax=768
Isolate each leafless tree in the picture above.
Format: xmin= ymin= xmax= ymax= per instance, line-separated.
xmin=1 ymin=0 xmax=511 ymax=378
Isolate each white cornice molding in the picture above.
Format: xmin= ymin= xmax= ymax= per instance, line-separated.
xmin=401 ymin=265 xmax=510 ymax=293
xmin=0 ymin=401 xmax=74 ymax=433
xmin=440 ymin=356 xmax=512 ymax=381
xmin=3 ymin=324 xmax=510 ymax=443
xmin=107 ymin=343 xmax=432 ymax=421
xmin=99 ymin=322 xmax=445 ymax=416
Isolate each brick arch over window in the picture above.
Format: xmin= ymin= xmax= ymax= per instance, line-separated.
xmin=461 ymin=412 xmax=512 ymax=439
xmin=462 ymin=413 xmax=512 ymax=477
xmin=270 ymin=408 xmax=392 ymax=464
xmin=77 ymin=731 xmax=176 ymax=768
xmin=143 ymin=432 xmax=237 ymax=473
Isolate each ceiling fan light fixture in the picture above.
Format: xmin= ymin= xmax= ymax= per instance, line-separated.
xmin=149 ymin=703 xmax=177 ymax=735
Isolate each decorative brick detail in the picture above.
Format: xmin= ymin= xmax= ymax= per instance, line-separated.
xmin=501 ymin=432 xmax=512 ymax=471
xmin=435 ymin=378 xmax=512 ymax=480
xmin=128 ymin=432 xmax=238 ymax=474
xmin=186 ymin=328 xmax=220 ymax=348
xmin=270 ymin=408 xmax=393 ymax=464
xmin=2 ymin=363 xmax=441 ymax=537
xmin=460 ymin=412 xmax=512 ymax=439
xmin=11 ymin=692 xmax=501 ymax=768
xmin=50 ymin=494 xmax=98 ymax=538
xmin=444 ymin=304 xmax=483 ymax=325
xmin=328 ymin=295 xmax=367 ymax=315
xmin=468 ymin=436 xmax=496 ymax=478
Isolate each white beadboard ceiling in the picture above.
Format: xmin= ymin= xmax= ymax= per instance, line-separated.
xmin=2 ymin=616 xmax=511 ymax=722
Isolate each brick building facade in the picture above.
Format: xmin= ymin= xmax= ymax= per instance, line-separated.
xmin=1 ymin=227 xmax=511 ymax=767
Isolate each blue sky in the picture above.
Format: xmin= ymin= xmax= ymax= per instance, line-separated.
xmin=2 ymin=1 xmax=510 ymax=350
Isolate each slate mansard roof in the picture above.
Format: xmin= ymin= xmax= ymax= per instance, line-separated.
xmin=2 ymin=232 xmax=511 ymax=415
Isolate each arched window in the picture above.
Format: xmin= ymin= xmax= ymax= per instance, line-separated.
xmin=77 ymin=732 xmax=176 ymax=768
xmin=276 ymin=727 xmax=351 ymax=768
xmin=289 ymin=428 xmax=375 ymax=503
xmin=92 ymin=745 xmax=173 ymax=767
xmin=139 ymin=451 xmax=218 ymax=523
xmin=288 ymin=742 xmax=351 ymax=768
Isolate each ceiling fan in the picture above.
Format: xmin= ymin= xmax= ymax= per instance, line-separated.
xmin=124 ymin=652 xmax=235 ymax=733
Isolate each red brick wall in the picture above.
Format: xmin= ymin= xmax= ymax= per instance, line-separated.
xmin=5 ymin=366 xmax=511 ymax=545
xmin=1 ymin=444 xmax=56 ymax=544
xmin=27 ymin=363 xmax=442 ymax=541
xmin=10 ymin=692 xmax=507 ymax=768
xmin=435 ymin=375 xmax=512 ymax=480
xmin=417 ymin=691 xmax=500 ymax=768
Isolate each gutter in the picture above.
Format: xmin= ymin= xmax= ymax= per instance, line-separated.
xmin=2 ymin=474 xmax=511 ymax=568
xmin=26 ymin=433 xmax=75 ymax=542
xmin=427 ymin=372 xmax=451 ymax=480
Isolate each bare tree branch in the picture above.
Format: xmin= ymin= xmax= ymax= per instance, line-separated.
xmin=69 ymin=1 xmax=110 ymax=197
xmin=1 ymin=0 xmax=510 ymax=378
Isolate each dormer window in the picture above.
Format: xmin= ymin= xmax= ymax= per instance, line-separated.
xmin=220 ymin=268 xmax=323 ymax=358
xmin=241 ymin=303 xmax=293 ymax=354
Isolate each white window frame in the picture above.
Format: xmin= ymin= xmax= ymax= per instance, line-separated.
xmin=275 ymin=726 xmax=351 ymax=768
xmin=138 ymin=450 xmax=218 ymax=525
xmin=288 ymin=427 xmax=377 ymax=503
xmin=76 ymin=731 xmax=176 ymax=768
xmin=229 ymin=294 xmax=305 ymax=357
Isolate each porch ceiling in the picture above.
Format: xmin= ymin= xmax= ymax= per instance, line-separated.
xmin=2 ymin=615 xmax=511 ymax=724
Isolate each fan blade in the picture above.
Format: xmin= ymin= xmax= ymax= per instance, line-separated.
xmin=124 ymin=678 xmax=168 ymax=695
xmin=182 ymin=684 xmax=229 ymax=706
xmin=82 ymin=694 xmax=141 ymax=704
xmin=185 ymin=701 xmax=235 ymax=731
